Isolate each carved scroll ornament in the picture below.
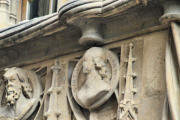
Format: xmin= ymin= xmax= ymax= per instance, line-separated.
xmin=0 ymin=67 xmax=42 ymax=120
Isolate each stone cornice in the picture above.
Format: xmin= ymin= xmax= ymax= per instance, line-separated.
xmin=58 ymin=0 xmax=151 ymax=45
xmin=0 ymin=0 xmax=166 ymax=68
xmin=0 ymin=0 xmax=153 ymax=47
xmin=58 ymin=0 xmax=149 ymax=23
xmin=0 ymin=13 xmax=58 ymax=48
xmin=58 ymin=0 xmax=154 ymax=45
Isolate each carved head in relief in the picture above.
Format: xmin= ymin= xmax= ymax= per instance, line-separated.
xmin=82 ymin=47 xmax=111 ymax=82
xmin=0 ymin=67 xmax=42 ymax=120
xmin=71 ymin=47 xmax=119 ymax=110
xmin=3 ymin=67 xmax=32 ymax=106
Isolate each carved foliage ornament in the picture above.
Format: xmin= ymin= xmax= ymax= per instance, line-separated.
xmin=0 ymin=67 xmax=42 ymax=120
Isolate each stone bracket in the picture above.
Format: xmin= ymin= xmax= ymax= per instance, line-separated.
xmin=58 ymin=0 xmax=149 ymax=46
xmin=160 ymin=0 xmax=180 ymax=24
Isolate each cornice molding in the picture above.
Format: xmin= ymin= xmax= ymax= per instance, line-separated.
xmin=0 ymin=0 xmax=166 ymax=69
xmin=58 ymin=0 xmax=148 ymax=23
xmin=58 ymin=0 xmax=148 ymax=45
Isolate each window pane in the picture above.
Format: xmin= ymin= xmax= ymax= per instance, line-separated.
xmin=29 ymin=0 xmax=39 ymax=19
xmin=53 ymin=0 xmax=58 ymax=13
xmin=28 ymin=0 xmax=50 ymax=19
xmin=38 ymin=0 xmax=49 ymax=17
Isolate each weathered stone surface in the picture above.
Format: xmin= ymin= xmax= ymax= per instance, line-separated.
xmin=0 ymin=67 xmax=42 ymax=120
xmin=0 ymin=1 xmax=166 ymax=69
xmin=0 ymin=0 xmax=177 ymax=120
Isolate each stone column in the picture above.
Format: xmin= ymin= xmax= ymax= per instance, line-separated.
xmin=9 ymin=0 xmax=18 ymax=25
xmin=0 ymin=0 xmax=10 ymax=28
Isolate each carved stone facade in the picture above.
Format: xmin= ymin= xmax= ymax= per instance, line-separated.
xmin=0 ymin=0 xmax=179 ymax=120
xmin=0 ymin=67 xmax=42 ymax=120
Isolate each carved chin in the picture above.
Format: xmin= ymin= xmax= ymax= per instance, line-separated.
xmin=6 ymin=91 xmax=20 ymax=106
xmin=77 ymin=80 xmax=111 ymax=108
xmin=77 ymin=90 xmax=109 ymax=108
xmin=6 ymin=96 xmax=16 ymax=105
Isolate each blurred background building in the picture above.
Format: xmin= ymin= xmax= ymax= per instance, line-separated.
xmin=0 ymin=0 xmax=65 ymax=28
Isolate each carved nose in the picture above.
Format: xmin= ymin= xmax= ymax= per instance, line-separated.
xmin=7 ymin=83 xmax=13 ymax=88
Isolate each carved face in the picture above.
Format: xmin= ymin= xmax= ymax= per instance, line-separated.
xmin=83 ymin=55 xmax=94 ymax=73
xmin=3 ymin=68 xmax=33 ymax=106
xmin=83 ymin=47 xmax=106 ymax=74
xmin=71 ymin=47 xmax=119 ymax=111
xmin=4 ymin=73 xmax=21 ymax=106
xmin=77 ymin=47 xmax=112 ymax=108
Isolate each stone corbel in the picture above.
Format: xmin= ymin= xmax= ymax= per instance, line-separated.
xmin=77 ymin=20 xmax=103 ymax=45
xmin=58 ymin=0 xmax=148 ymax=46
xmin=160 ymin=0 xmax=180 ymax=24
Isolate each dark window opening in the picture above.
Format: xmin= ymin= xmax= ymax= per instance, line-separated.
xmin=29 ymin=0 xmax=49 ymax=19
xmin=52 ymin=0 xmax=58 ymax=13
xmin=29 ymin=0 xmax=39 ymax=19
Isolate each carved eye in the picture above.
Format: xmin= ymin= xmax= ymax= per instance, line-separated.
xmin=9 ymin=78 xmax=16 ymax=82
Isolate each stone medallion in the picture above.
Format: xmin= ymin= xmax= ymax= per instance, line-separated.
xmin=0 ymin=67 xmax=42 ymax=120
xmin=71 ymin=47 xmax=119 ymax=110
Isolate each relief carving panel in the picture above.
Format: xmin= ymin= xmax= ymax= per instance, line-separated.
xmin=0 ymin=67 xmax=42 ymax=120
xmin=68 ymin=47 xmax=120 ymax=120
xmin=0 ymin=31 xmax=167 ymax=120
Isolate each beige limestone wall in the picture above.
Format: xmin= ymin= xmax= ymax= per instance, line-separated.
xmin=139 ymin=31 xmax=167 ymax=120
xmin=0 ymin=0 xmax=10 ymax=28
xmin=0 ymin=0 xmax=18 ymax=28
